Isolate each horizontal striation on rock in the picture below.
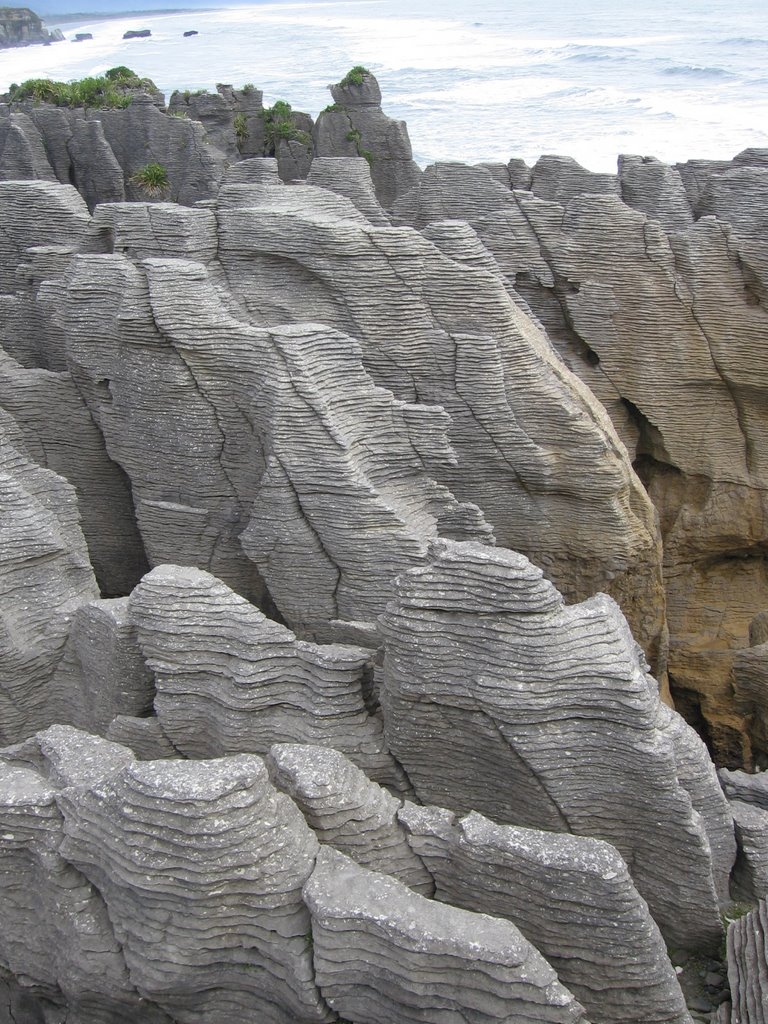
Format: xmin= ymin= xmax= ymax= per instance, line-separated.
xmin=129 ymin=565 xmax=409 ymax=790
xmin=729 ymin=800 xmax=768 ymax=902
xmin=209 ymin=181 xmax=664 ymax=659
xmin=0 ymin=726 xmax=172 ymax=1022
xmin=140 ymin=253 xmax=491 ymax=633
xmin=267 ymin=742 xmax=432 ymax=891
xmin=58 ymin=248 xmax=267 ymax=604
xmin=58 ymin=748 xmax=332 ymax=1024
xmin=0 ymin=417 xmax=98 ymax=745
xmin=306 ymin=156 xmax=390 ymax=225
xmin=0 ymin=181 xmax=91 ymax=293
xmin=724 ymin=899 xmax=768 ymax=1024
xmin=0 ymin=349 xmax=148 ymax=594
xmin=400 ymin=804 xmax=694 ymax=1024
xmin=304 ymin=845 xmax=589 ymax=1024
xmin=392 ymin=157 xmax=768 ymax=759
xmin=381 ymin=538 xmax=724 ymax=953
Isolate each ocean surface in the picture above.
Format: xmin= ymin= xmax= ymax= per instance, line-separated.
xmin=1 ymin=0 xmax=767 ymax=171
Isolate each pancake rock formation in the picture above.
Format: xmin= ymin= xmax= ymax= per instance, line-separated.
xmin=2 ymin=68 xmax=768 ymax=1024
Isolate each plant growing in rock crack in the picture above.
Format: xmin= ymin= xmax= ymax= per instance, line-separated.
xmin=233 ymin=112 xmax=249 ymax=143
xmin=129 ymin=162 xmax=170 ymax=197
xmin=345 ymin=127 xmax=373 ymax=165
xmin=262 ymin=99 xmax=311 ymax=154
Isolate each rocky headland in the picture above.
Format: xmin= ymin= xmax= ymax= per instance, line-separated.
xmin=0 ymin=66 xmax=767 ymax=1024
xmin=0 ymin=6 xmax=62 ymax=47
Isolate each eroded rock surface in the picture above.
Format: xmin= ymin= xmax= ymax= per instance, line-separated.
xmin=381 ymin=539 xmax=727 ymax=953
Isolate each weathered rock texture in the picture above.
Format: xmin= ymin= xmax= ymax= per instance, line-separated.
xmin=393 ymin=155 xmax=768 ymax=764
xmin=267 ymin=742 xmax=431 ymax=891
xmin=128 ymin=565 xmax=408 ymax=790
xmin=304 ymin=845 xmax=589 ymax=1024
xmin=723 ymin=899 xmax=768 ymax=1024
xmin=313 ymin=69 xmax=422 ymax=208
xmin=400 ymin=804 xmax=693 ymax=1024
xmin=1 ymin=99 xmax=227 ymax=206
xmin=381 ymin=539 xmax=728 ymax=953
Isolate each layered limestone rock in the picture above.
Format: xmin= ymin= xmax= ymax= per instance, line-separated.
xmin=393 ymin=159 xmax=768 ymax=762
xmin=168 ymin=83 xmax=266 ymax=160
xmin=0 ymin=350 xmax=148 ymax=594
xmin=733 ymin=642 xmax=768 ymax=766
xmin=304 ymin=846 xmax=589 ymax=1024
xmin=128 ymin=565 xmax=409 ymax=790
xmin=381 ymin=539 xmax=727 ymax=953
xmin=720 ymin=768 xmax=768 ymax=901
xmin=210 ymin=180 xmax=665 ymax=667
xmin=267 ymin=743 xmax=431 ymax=890
xmin=58 ymin=749 xmax=331 ymax=1024
xmin=723 ymin=900 xmax=768 ymax=1024
xmin=1 ymin=99 xmax=227 ymax=207
xmin=47 ymin=597 xmax=155 ymax=734
xmin=0 ymin=418 xmax=98 ymax=745
xmin=313 ymin=68 xmax=422 ymax=208
xmin=400 ymin=805 xmax=694 ymax=1024
xmin=0 ymin=727 xmax=171 ymax=1023
xmin=0 ymin=113 xmax=56 ymax=181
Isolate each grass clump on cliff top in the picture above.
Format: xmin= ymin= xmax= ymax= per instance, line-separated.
xmin=8 ymin=67 xmax=154 ymax=109
xmin=339 ymin=65 xmax=370 ymax=87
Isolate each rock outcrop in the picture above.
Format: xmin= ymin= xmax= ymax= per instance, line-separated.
xmin=304 ymin=846 xmax=589 ymax=1024
xmin=0 ymin=7 xmax=62 ymax=48
xmin=313 ymin=68 xmax=422 ymax=208
xmin=401 ymin=804 xmax=694 ymax=1024
xmin=393 ymin=155 xmax=768 ymax=763
xmin=381 ymin=539 xmax=728 ymax=953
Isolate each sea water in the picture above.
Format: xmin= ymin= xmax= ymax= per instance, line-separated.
xmin=0 ymin=0 xmax=766 ymax=171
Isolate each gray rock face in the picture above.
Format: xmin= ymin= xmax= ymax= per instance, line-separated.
xmin=400 ymin=805 xmax=693 ymax=1024
xmin=531 ymin=154 xmax=620 ymax=205
xmin=724 ymin=900 xmax=768 ymax=1024
xmin=0 ymin=113 xmax=56 ymax=181
xmin=618 ymin=154 xmax=694 ymax=232
xmin=0 ymin=420 xmax=98 ymax=745
xmin=267 ymin=743 xmax=432 ymax=891
xmin=730 ymin=800 xmax=768 ymax=901
xmin=304 ymin=845 xmax=589 ymax=1024
xmin=210 ymin=179 xmax=663 ymax=665
xmin=381 ymin=538 xmax=725 ymax=953
xmin=58 ymin=750 xmax=331 ymax=1024
xmin=307 ymin=156 xmax=389 ymax=224
xmin=0 ymin=351 xmax=148 ymax=594
xmin=0 ymin=727 xmax=170 ymax=1023
xmin=314 ymin=69 xmax=422 ymax=208
xmin=47 ymin=597 xmax=155 ymax=734
xmin=129 ymin=565 xmax=409 ymax=790
xmin=392 ymin=156 xmax=768 ymax=761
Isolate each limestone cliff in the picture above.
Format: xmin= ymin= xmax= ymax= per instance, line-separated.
xmin=0 ymin=7 xmax=62 ymax=48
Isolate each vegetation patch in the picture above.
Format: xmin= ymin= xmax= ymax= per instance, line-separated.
xmin=233 ymin=112 xmax=249 ymax=142
xmin=340 ymin=65 xmax=370 ymax=87
xmin=129 ymin=162 xmax=170 ymax=196
xmin=7 ymin=67 xmax=154 ymax=109
xmin=346 ymin=126 xmax=373 ymax=165
xmin=262 ymin=99 xmax=311 ymax=153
